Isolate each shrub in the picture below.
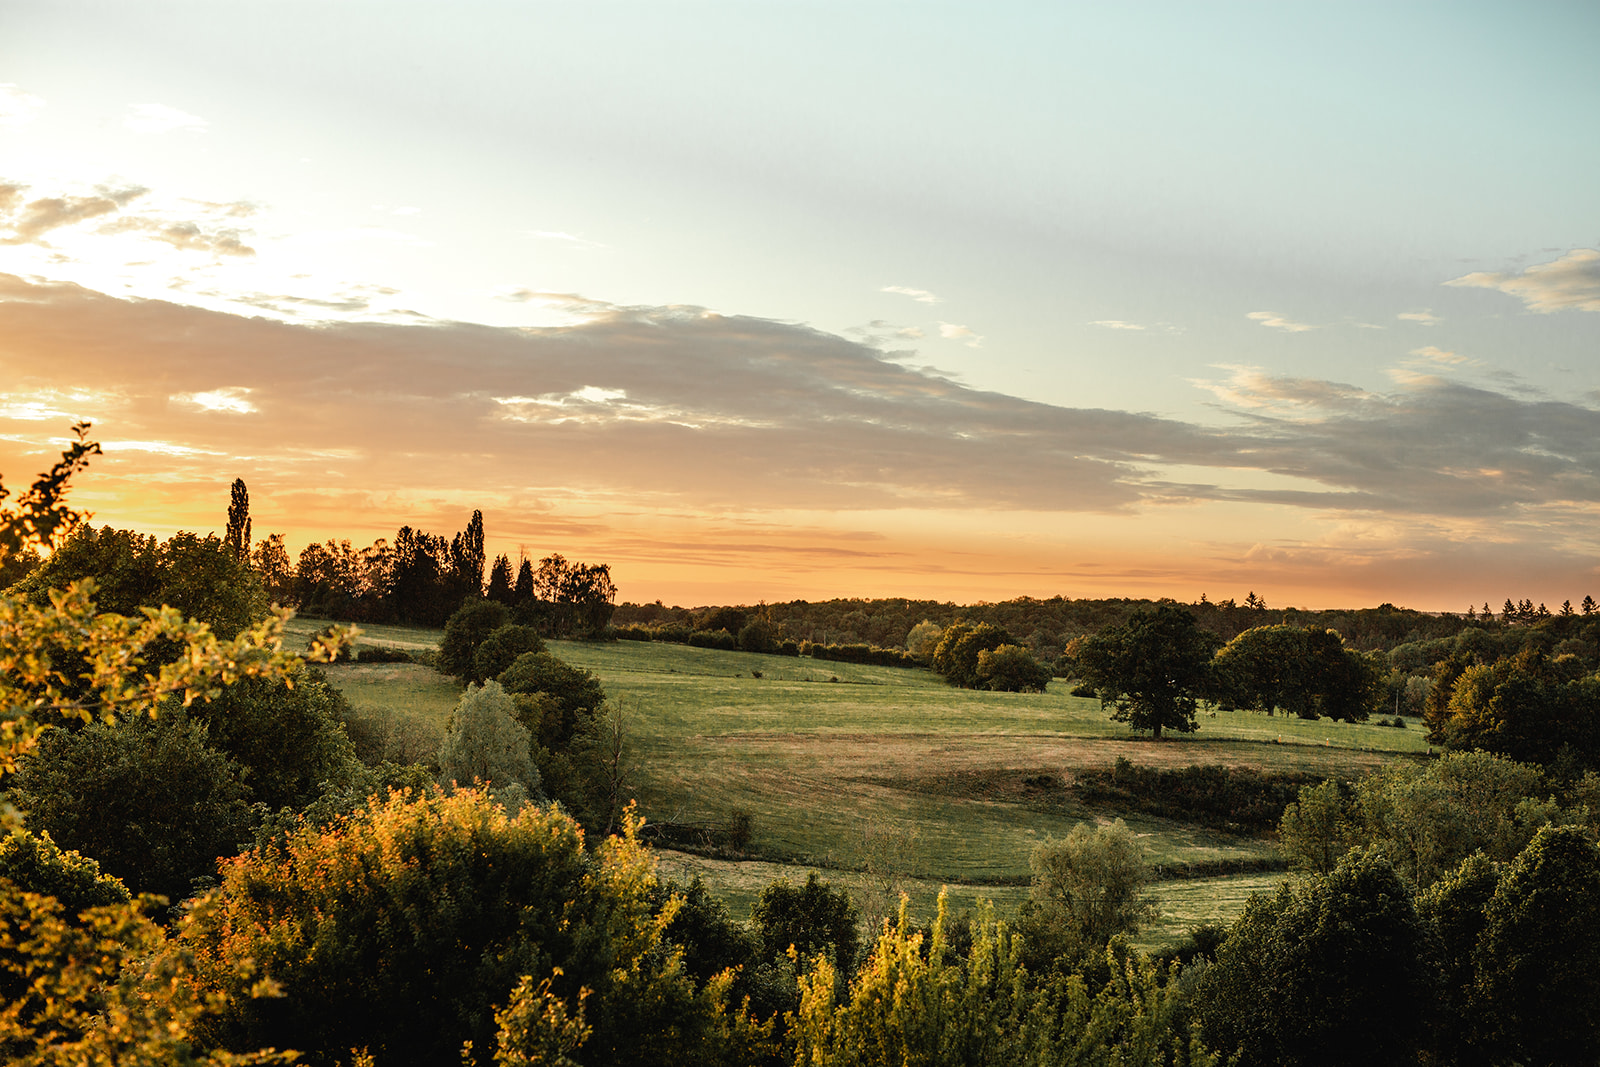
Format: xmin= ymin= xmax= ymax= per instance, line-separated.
xmin=473 ymin=623 xmax=546 ymax=681
xmin=179 ymin=793 xmax=759 ymax=1067
xmin=974 ymin=643 xmax=1052 ymax=692
xmin=688 ymin=628 xmax=739 ymax=651
xmin=10 ymin=712 xmax=252 ymax=903
xmin=0 ymin=828 xmax=130 ymax=914
xmin=437 ymin=680 xmax=542 ymax=802
xmin=437 ymin=599 xmax=512 ymax=682
xmin=356 ymin=645 xmax=413 ymax=663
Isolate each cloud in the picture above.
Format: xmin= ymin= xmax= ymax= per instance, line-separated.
xmin=523 ymin=229 xmax=604 ymax=248
xmin=124 ymin=103 xmax=208 ymax=134
xmin=1 ymin=273 xmax=1598 ymax=538
xmin=1398 ymin=309 xmax=1440 ymax=325
xmin=938 ymin=322 xmax=982 ymax=346
xmin=1408 ymin=345 xmax=1479 ymax=368
xmin=1089 ymin=320 xmax=1145 ymax=331
xmin=882 ymin=286 xmax=941 ymax=304
xmin=1246 ymin=311 xmax=1315 ymax=333
xmin=0 ymin=186 xmax=147 ymax=245
xmin=97 ymin=216 xmax=255 ymax=256
xmin=0 ymin=84 xmax=44 ymax=127
xmin=1447 ymin=249 xmax=1600 ymax=313
xmin=174 ymin=388 xmax=257 ymax=414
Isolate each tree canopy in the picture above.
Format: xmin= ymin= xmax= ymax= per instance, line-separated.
xmin=1076 ymin=606 xmax=1219 ymax=738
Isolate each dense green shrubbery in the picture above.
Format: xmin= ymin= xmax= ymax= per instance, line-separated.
xmin=804 ymin=640 xmax=921 ymax=668
xmin=1078 ymin=759 xmax=1313 ymax=835
xmin=688 ymin=628 xmax=739 ymax=650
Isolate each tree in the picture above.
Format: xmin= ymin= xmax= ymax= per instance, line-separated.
xmin=186 ymin=668 xmax=362 ymax=812
xmin=1278 ymin=779 xmax=1361 ymax=875
xmin=449 ymin=508 xmax=486 ymax=604
xmin=1585 ymin=594 xmax=1597 ymax=616
xmin=0 ymin=828 xmax=130 ymax=915
xmin=1193 ymin=849 xmax=1435 ymax=1067
xmin=437 ymin=598 xmax=512 ymax=682
xmin=751 ymin=871 xmax=860 ymax=978
xmin=498 ymin=651 xmax=607 ymax=749
xmin=1215 ymin=625 xmax=1377 ymax=721
xmin=525 ymin=554 xmax=618 ymax=637
xmin=974 ymin=643 xmax=1052 ymax=692
xmin=436 ymin=680 xmax=541 ymax=802
xmin=223 ymin=478 xmax=250 ymax=564
xmin=1076 ymin=606 xmax=1218 ymax=738
xmin=486 ymin=552 xmax=514 ymax=604
xmin=904 ymin=620 xmax=943 ymax=661
xmin=1016 ymin=820 xmax=1154 ymax=966
xmin=1473 ymin=825 xmax=1600 ymax=1064
xmin=250 ymin=533 xmax=294 ymax=606
xmin=514 ymin=556 xmax=535 ymax=604
xmin=473 ymin=623 xmax=546 ymax=682
xmin=931 ymin=620 xmax=1016 ymax=689
xmin=1415 ymin=851 xmax=1501 ymax=1064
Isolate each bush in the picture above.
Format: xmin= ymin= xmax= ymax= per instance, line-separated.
xmin=437 ymin=599 xmax=512 ymax=682
xmin=0 ymin=828 xmax=130 ymax=914
xmin=688 ymin=628 xmax=739 ymax=651
xmin=179 ymin=793 xmax=758 ymax=1067
xmin=473 ymin=623 xmax=546 ymax=681
xmin=974 ymin=643 xmax=1052 ymax=692
xmin=356 ymin=645 xmax=413 ymax=663
xmin=613 ymin=624 xmax=655 ymax=641
xmin=437 ymin=681 xmax=542 ymax=802
xmin=11 ymin=712 xmax=252 ymax=903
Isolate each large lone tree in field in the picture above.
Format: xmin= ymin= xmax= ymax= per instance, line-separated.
xmin=1076 ymin=605 xmax=1218 ymax=738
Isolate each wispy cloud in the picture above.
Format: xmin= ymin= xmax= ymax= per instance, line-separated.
xmin=1398 ymin=309 xmax=1440 ymax=325
xmin=1246 ymin=311 xmax=1315 ymax=333
xmin=124 ymin=103 xmax=208 ymax=134
xmin=175 ymin=387 xmax=257 ymax=414
xmin=0 ymin=185 xmax=147 ymax=245
xmin=1089 ymin=319 xmax=1145 ymax=331
xmin=1408 ymin=345 xmax=1479 ymax=368
xmin=523 ymin=229 xmax=605 ymax=249
xmin=0 ymin=83 xmax=44 ymax=127
xmin=883 ymin=285 xmax=941 ymax=305
xmin=1447 ymin=249 xmax=1600 ymax=313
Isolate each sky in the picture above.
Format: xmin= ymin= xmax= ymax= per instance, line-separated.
xmin=1 ymin=1 xmax=1598 ymax=611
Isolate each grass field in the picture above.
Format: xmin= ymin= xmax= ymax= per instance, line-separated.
xmin=301 ymin=617 xmax=1428 ymax=946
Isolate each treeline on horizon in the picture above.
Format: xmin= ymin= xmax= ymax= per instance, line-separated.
xmin=613 ymin=590 xmax=1600 ymax=660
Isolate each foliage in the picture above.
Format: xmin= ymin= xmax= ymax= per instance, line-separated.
xmin=1355 ymin=750 xmax=1565 ymax=888
xmin=1436 ymin=651 xmax=1600 ymax=766
xmin=791 ymin=894 xmax=1216 ymax=1067
xmin=0 ymin=421 xmax=100 ymax=569
xmin=1076 ymin=606 xmax=1219 ymax=738
xmin=187 ymin=669 xmax=363 ymax=812
xmin=437 ymin=681 xmax=541 ymax=801
xmin=974 ymin=643 xmax=1053 ymax=693
xmin=0 ymin=828 xmax=130 ymax=915
xmin=1277 ymin=779 xmax=1362 ymax=875
xmin=438 ymin=599 xmax=514 ymax=682
xmin=1193 ymin=848 xmax=1435 ymax=1067
xmin=751 ymin=871 xmax=860 ymax=979
xmin=0 ymin=884 xmax=294 ymax=1066
xmin=1473 ymin=824 xmax=1600 ymax=1065
xmin=486 ymin=552 xmax=515 ymax=605
xmin=903 ymin=619 xmax=943 ymax=661
xmin=474 ymin=624 xmax=546 ymax=682
xmin=736 ymin=617 xmax=778 ymax=654
xmin=498 ymin=651 xmax=607 ymax=749
xmin=1016 ymin=820 xmax=1154 ymax=968
xmin=1214 ymin=625 xmax=1380 ymax=721
xmin=521 ymin=554 xmax=618 ymax=638
xmin=224 ymin=479 xmax=251 ymax=565
xmin=10 ymin=712 xmax=254 ymax=903
xmin=1414 ymin=851 xmax=1500 ymax=1064
xmin=1079 ymin=758 xmax=1311 ymax=835
xmin=930 ymin=620 xmax=1017 ymax=688
xmin=181 ymin=791 xmax=759 ymax=1067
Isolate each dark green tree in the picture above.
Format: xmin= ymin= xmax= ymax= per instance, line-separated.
xmin=1473 ymin=825 xmax=1600 ymax=1065
xmin=223 ymin=477 xmax=250 ymax=564
xmin=485 ymin=552 xmax=514 ymax=604
xmin=974 ymin=643 xmax=1053 ymax=693
xmin=1416 ymin=851 xmax=1500 ymax=1064
xmin=513 ymin=556 xmax=535 ymax=604
xmin=498 ymin=650 xmax=606 ymax=749
xmin=930 ymin=620 xmax=1016 ymax=688
xmin=186 ymin=668 xmax=363 ymax=812
xmin=1194 ymin=849 xmax=1435 ymax=1067
xmin=751 ymin=872 xmax=860 ymax=977
xmin=1076 ymin=606 xmax=1218 ymax=738
xmin=437 ymin=598 xmax=513 ymax=683
xmin=473 ymin=623 xmax=546 ymax=682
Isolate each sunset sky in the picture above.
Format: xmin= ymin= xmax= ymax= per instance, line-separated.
xmin=2 ymin=2 xmax=1598 ymax=611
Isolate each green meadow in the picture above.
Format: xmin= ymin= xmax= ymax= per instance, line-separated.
xmin=299 ymin=617 xmax=1429 ymax=947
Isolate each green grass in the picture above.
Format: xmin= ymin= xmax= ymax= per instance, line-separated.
xmin=306 ymin=623 xmax=1424 ymax=946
